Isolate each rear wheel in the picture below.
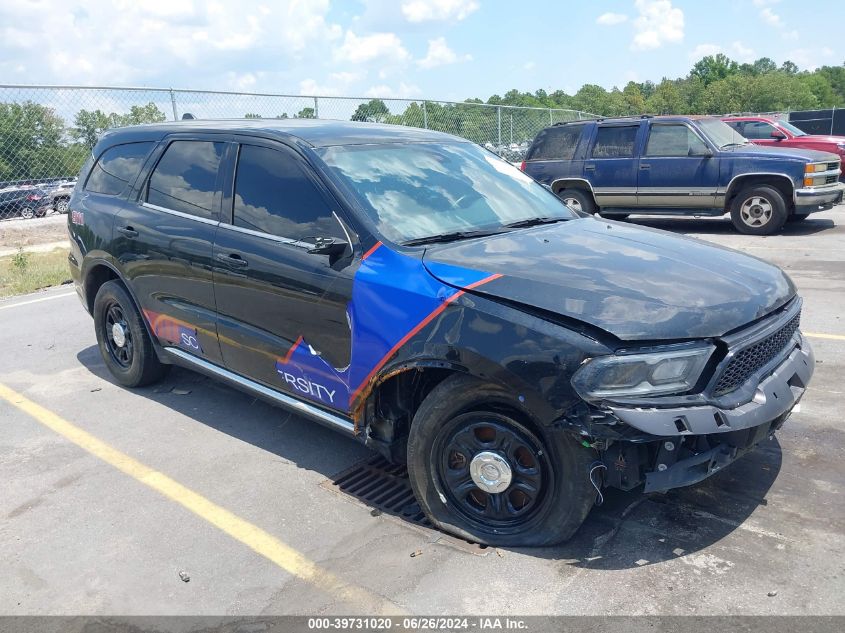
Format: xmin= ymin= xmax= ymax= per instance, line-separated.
xmin=93 ymin=280 xmax=169 ymax=387
xmin=558 ymin=188 xmax=596 ymax=215
xmin=55 ymin=197 xmax=70 ymax=214
xmin=19 ymin=207 xmax=35 ymax=220
xmin=407 ymin=375 xmax=596 ymax=546
xmin=729 ymin=185 xmax=787 ymax=235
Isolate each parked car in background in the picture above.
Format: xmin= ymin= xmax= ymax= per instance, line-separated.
xmin=723 ymin=116 xmax=845 ymax=180
xmin=521 ymin=115 xmax=844 ymax=234
xmin=0 ymin=187 xmax=51 ymax=219
xmin=47 ymin=181 xmax=76 ymax=213
xmin=69 ymin=119 xmax=814 ymax=546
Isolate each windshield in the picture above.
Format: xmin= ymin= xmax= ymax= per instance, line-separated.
xmin=776 ymin=120 xmax=807 ymax=137
xmin=318 ymin=142 xmax=576 ymax=244
xmin=696 ymin=117 xmax=749 ymax=148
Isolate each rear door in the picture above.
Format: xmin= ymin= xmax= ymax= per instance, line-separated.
xmin=585 ymin=123 xmax=641 ymax=209
xmin=212 ymin=139 xmax=356 ymax=412
xmin=114 ymin=136 xmax=227 ymax=364
xmin=638 ymin=122 xmax=719 ymax=208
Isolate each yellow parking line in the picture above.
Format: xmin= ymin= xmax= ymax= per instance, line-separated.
xmin=0 ymin=382 xmax=400 ymax=614
xmin=805 ymin=332 xmax=845 ymax=341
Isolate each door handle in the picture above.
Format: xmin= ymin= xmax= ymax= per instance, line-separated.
xmin=116 ymin=226 xmax=138 ymax=238
xmin=639 ymin=164 xmax=651 ymax=170
xmin=216 ymin=252 xmax=249 ymax=268
xmin=584 ymin=165 xmax=596 ymax=171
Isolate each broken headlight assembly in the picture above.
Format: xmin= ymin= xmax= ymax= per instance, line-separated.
xmin=572 ymin=344 xmax=715 ymax=399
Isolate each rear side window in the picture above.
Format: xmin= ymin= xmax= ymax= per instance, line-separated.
xmin=645 ymin=125 xmax=709 ymax=157
xmin=147 ymin=140 xmax=225 ymax=220
xmin=84 ymin=142 xmax=154 ymax=196
xmin=591 ymin=126 xmax=638 ymax=158
xmin=528 ymin=125 xmax=584 ymax=160
xmin=232 ymin=144 xmax=341 ymax=241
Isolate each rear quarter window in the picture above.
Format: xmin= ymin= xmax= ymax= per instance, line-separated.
xmin=527 ymin=125 xmax=584 ymax=160
xmin=84 ymin=142 xmax=155 ymax=196
xmin=591 ymin=126 xmax=638 ymax=158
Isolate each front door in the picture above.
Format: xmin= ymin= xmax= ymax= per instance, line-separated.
xmin=114 ymin=137 xmax=226 ymax=364
xmin=213 ymin=140 xmax=356 ymax=413
xmin=637 ymin=122 xmax=719 ymax=209
xmin=585 ymin=123 xmax=641 ymax=209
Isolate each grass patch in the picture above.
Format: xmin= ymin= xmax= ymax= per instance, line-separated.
xmin=0 ymin=248 xmax=72 ymax=299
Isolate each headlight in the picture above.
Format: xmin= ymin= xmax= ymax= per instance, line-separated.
xmin=837 ymin=143 xmax=845 ymax=151
xmin=572 ymin=344 xmax=715 ymax=399
xmin=805 ymin=163 xmax=828 ymax=173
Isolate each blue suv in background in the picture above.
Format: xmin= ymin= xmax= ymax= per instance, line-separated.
xmin=521 ymin=115 xmax=844 ymax=235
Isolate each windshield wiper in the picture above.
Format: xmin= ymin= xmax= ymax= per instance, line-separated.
xmin=720 ymin=142 xmax=748 ymax=149
xmin=503 ymin=216 xmax=570 ymax=229
xmin=403 ymin=229 xmax=504 ymax=246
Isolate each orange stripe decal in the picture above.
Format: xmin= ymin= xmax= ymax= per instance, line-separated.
xmin=280 ymin=335 xmax=304 ymax=365
xmin=348 ymin=273 xmax=503 ymax=405
xmin=361 ymin=242 xmax=382 ymax=261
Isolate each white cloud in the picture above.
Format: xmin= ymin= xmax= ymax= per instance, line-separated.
xmin=782 ymin=29 xmax=799 ymax=41
xmin=417 ymin=37 xmax=471 ymax=69
xmin=335 ymin=31 xmax=410 ymax=64
xmin=299 ymin=71 xmax=366 ymax=96
xmin=596 ymin=12 xmax=628 ymax=26
xmin=401 ymin=0 xmax=479 ymax=22
xmin=0 ymin=0 xmax=343 ymax=85
xmin=631 ymin=0 xmax=684 ymax=51
xmin=688 ymin=41 xmax=755 ymax=63
xmin=786 ymin=47 xmax=835 ymax=72
xmin=523 ymin=61 xmax=536 ymax=71
xmin=689 ymin=43 xmax=722 ymax=60
xmin=364 ymin=82 xmax=422 ymax=98
xmin=760 ymin=7 xmax=782 ymax=27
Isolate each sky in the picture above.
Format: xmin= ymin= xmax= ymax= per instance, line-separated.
xmin=0 ymin=0 xmax=842 ymax=103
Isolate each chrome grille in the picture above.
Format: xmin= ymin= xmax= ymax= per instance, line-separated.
xmin=826 ymin=174 xmax=838 ymax=184
xmin=827 ymin=161 xmax=840 ymax=172
xmin=714 ymin=312 xmax=801 ymax=396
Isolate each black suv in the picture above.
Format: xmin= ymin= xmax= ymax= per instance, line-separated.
xmin=522 ymin=115 xmax=843 ymax=235
xmin=69 ymin=120 xmax=814 ymax=546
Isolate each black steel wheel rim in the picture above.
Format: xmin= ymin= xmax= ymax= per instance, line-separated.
xmin=434 ymin=413 xmax=552 ymax=530
xmin=104 ymin=302 xmax=133 ymax=369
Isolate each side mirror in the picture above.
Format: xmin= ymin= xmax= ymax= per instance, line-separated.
xmin=307 ymin=236 xmax=348 ymax=256
xmin=689 ymin=147 xmax=713 ymax=158
xmin=770 ymin=130 xmax=786 ymax=140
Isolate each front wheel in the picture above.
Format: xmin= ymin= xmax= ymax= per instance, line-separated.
xmin=729 ymin=185 xmax=788 ymax=235
xmin=19 ymin=207 xmax=35 ymax=220
xmin=407 ymin=375 xmax=596 ymax=547
xmin=55 ymin=197 xmax=70 ymax=214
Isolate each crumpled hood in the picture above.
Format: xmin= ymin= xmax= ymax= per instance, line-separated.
xmin=422 ymin=219 xmax=796 ymax=341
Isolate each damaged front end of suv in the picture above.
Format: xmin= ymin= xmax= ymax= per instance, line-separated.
xmin=562 ymin=296 xmax=811 ymax=495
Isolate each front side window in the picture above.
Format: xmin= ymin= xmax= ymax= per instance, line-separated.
xmin=318 ymin=141 xmax=576 ymax=244
xmin=645 ymin=125 xmax=709 ymax=157
xmin=742 ymin=121 xmax=777 ymax=140
xmin=232 ymin=144 xmax=341 ymax=241
xmin=777 ymin=120 xmax=807 ymax=137
xmin=147 ymin=140 xmax=225 ymax=220
xmin=591 ymin=126 xmax=638 ymax=158
xmin=85 ymin=142 xmax=154 ymax=196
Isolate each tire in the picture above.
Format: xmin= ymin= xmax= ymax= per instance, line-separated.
xmin=557 ymin=188 xmax=597 ymax=215
xmin=407 ymin=374 xmax=597 ymax=547
xmin=55 ymin=197 xmax=70 ymax=214
xmin=729 ymin=185 xmax=788 ymax=235
xmin=787 ymin=213 xmax=810 ymax=223
xmin=19 ymin=207 xmax=35 ymax=220
xmin=93 ymin=280 xmax=169 ymax=387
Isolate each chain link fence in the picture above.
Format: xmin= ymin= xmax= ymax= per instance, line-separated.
xmin=0 ymin=84 xmax=594 ymax=188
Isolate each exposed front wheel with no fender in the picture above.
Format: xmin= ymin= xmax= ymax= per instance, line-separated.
xmin=406 ymin=374 xmax=596 ymax=547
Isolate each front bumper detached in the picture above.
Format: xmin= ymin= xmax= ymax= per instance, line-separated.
xmin=608 ymin=338 xmax=814 ymax=437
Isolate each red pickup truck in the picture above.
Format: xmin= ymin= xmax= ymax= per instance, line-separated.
xmin=723 ymin=116 xmax=845 ymax=180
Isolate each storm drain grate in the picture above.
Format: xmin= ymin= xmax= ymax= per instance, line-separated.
xmin=321 ymin=455 xmax=489 ymax=555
